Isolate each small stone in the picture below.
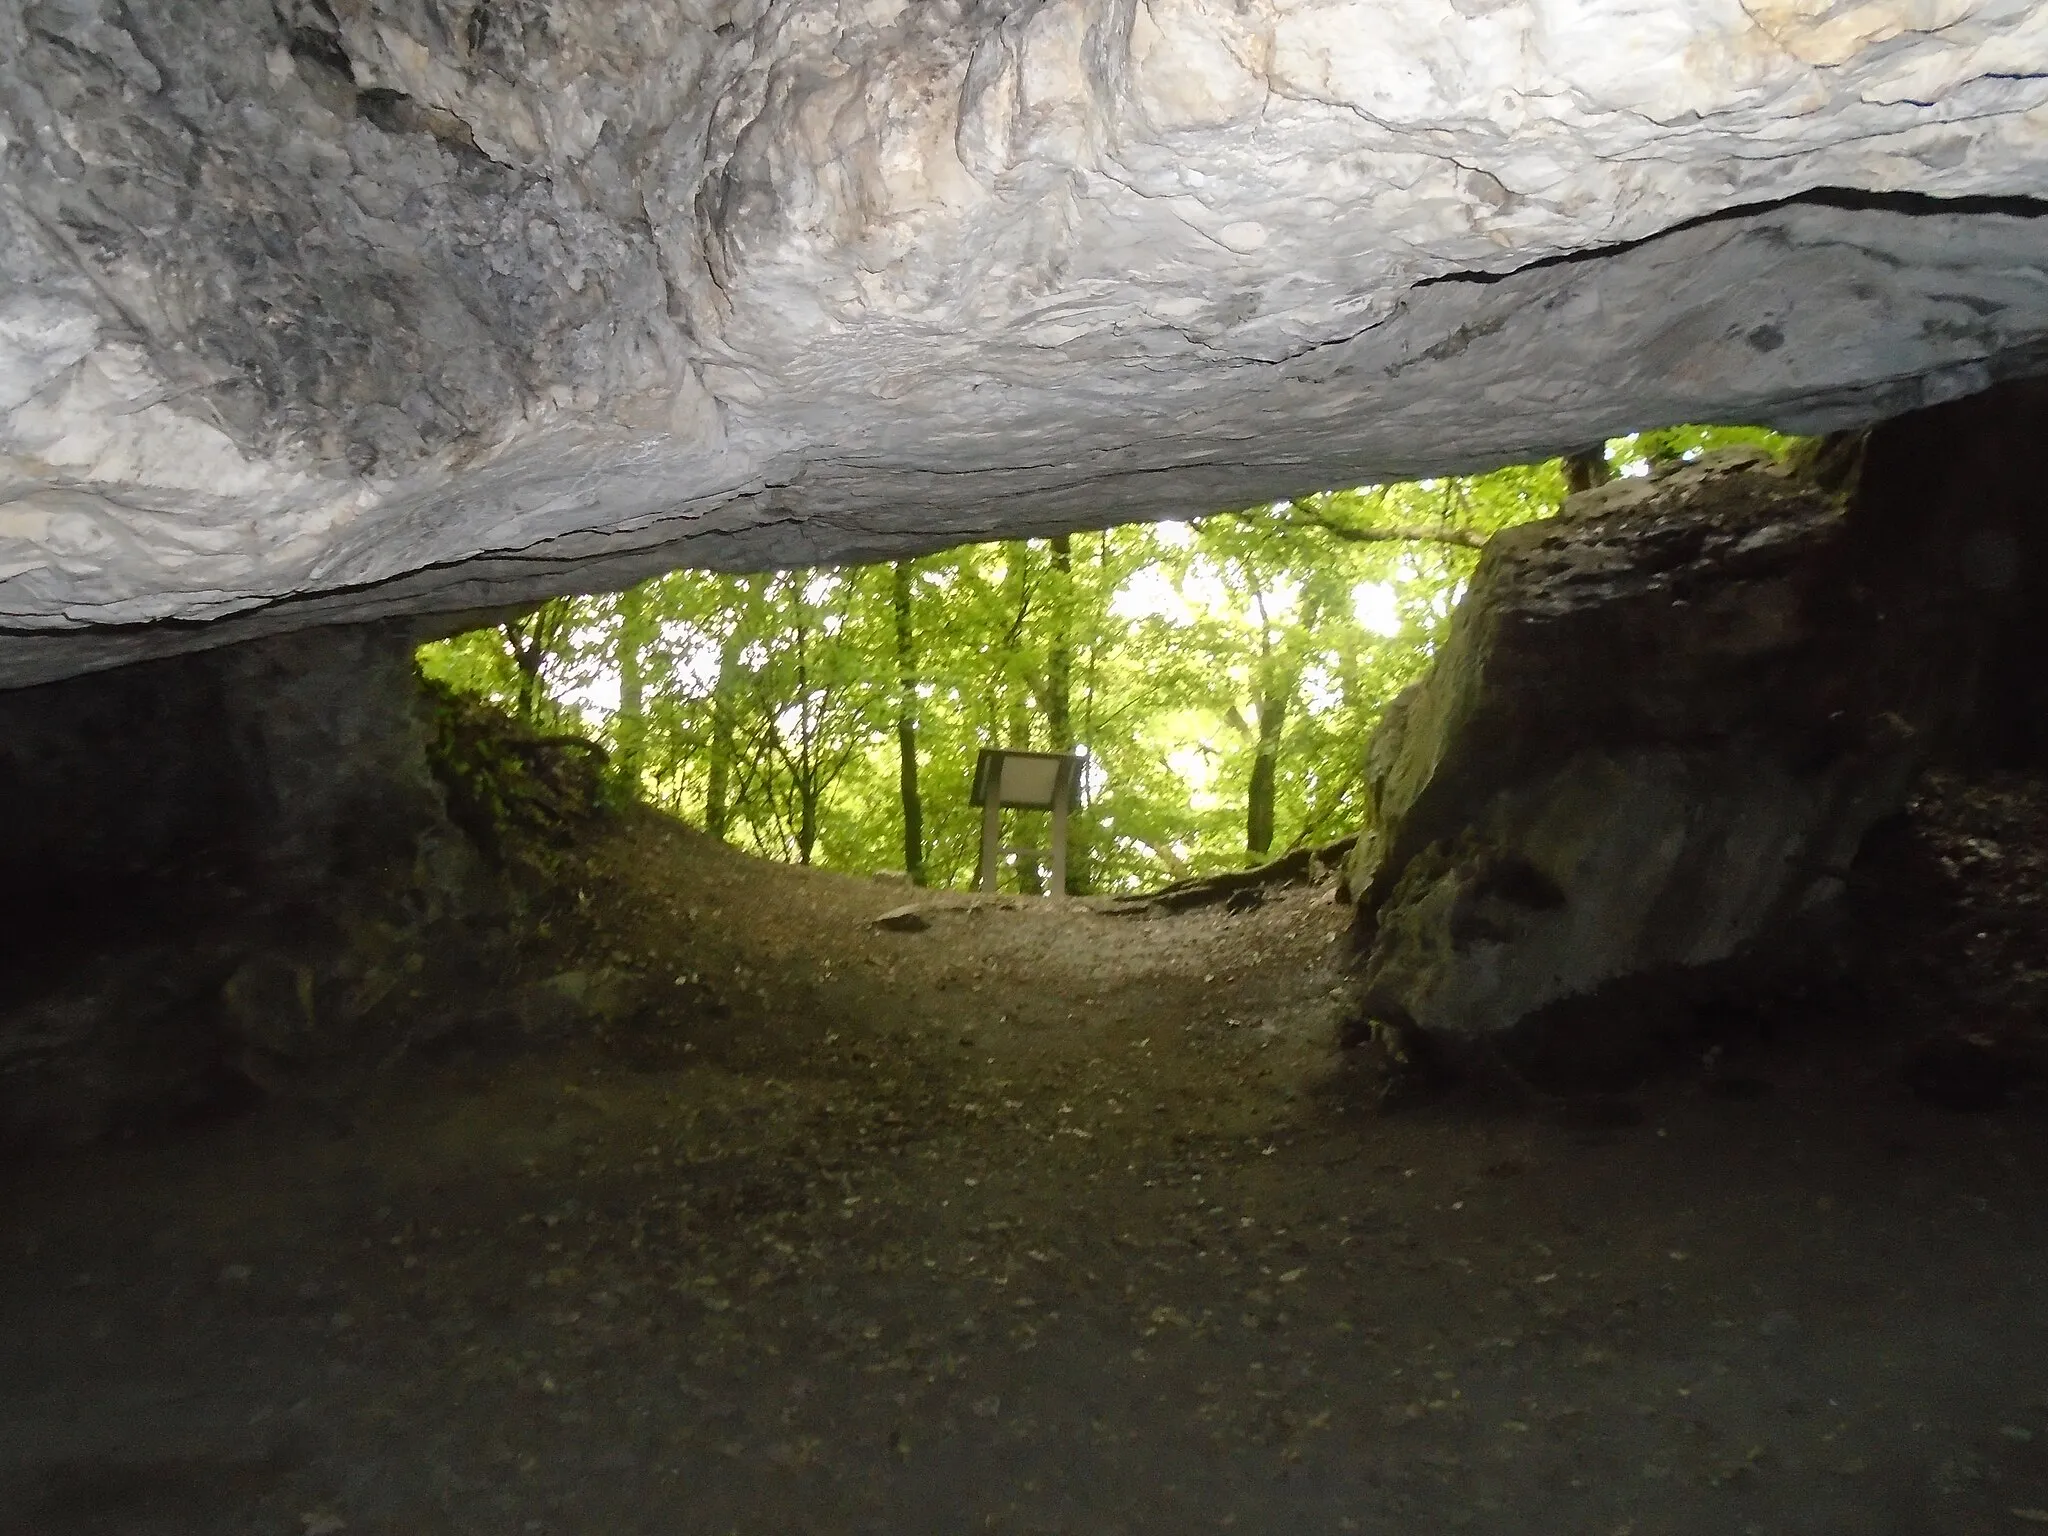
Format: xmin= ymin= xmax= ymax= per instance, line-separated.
xmin=873 ymin=905 xmax=931 ymax=933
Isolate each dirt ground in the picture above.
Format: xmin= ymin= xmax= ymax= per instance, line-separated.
xmin=4 ymin=780 xmax=2048 ymax=1536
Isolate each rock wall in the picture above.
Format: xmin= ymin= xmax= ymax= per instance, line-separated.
xmin=0 ymin=624 xmax=487 ymax=1144
xmin=1852 ymin=380 xmax=2048 ymax=772
xmin=1343 ymin=388 xmax=2045 ymax=1084
xmin=2 ymin=0 xmax=2045 ymax=684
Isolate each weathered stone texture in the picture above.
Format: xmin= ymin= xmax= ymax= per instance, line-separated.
xmin=1 ymin=0 xmax=2045 ymax=683
xmin=1345 ymin=435 xmax=1984 ymax=1078
xmin=0 ymin=623 xmax=482 ymax=1143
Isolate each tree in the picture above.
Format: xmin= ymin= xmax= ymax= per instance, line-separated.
xmin=501 ymin=599 xmax=577 ymax=725
xmin=704 ymin=584 xmax=758 ymax=842
xmin=419 ymin=426 xmax=1799 ymax=893
xmin=892 ymin=561 xmax=926 ymax=885
xmin=611 ymin=586 xmax=657 ymax=793
xmin=1561 ymin=447 xmax=1612 ymax=494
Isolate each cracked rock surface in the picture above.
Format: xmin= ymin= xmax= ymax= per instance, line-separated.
xmin=1344 ymin=448 xmax=1941 ymax=1076
xmin=1343 ymin=382 xmax=2048 ymax=1080
xmin=2 ymin=0 xmax=2046 ymax=683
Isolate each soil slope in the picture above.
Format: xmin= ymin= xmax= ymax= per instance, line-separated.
xmin=3 ymin=797 xmax=2046 ymax=1535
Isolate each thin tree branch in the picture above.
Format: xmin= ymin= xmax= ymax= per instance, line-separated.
xmin=1275 ymin=508 xmax=1489 ymax=549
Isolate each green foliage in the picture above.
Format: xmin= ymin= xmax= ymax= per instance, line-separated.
xmin=1610 ymin=423 xmax=1791 ymax=473
xmin=417 ymin=672 xmax=615 ymax=866
xmin=417 ymin=427 xmax=1796 ymax=893
xmin=416 ymin=598 xmax=585 ymax=733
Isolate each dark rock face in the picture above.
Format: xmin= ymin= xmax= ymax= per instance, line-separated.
xmin=0 ymin=623 xmax=462 ymax=939
xmin=1344 ymin=422 xmax=2000 ymax=1082
xmin=1858 ymin=381 xmax=2048 ymax=773
xmin=0 ymin=624 xmax=485 ymax=1144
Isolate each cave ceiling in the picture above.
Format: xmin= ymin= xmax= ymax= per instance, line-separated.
xmin=1 ymin=0 xmax=2044 ymax=684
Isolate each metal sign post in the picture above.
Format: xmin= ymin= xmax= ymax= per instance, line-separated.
xmin=970 ymin=749 xmax=1083 ymax=896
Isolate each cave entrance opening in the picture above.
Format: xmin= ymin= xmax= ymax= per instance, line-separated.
xmin=11 ymin=396 xmax=2048 ymax=1534
xmin=418 ymin=425 xmax=1780 ymax=899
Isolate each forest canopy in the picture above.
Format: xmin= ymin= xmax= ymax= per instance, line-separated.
xmin=420 ymin=427 xmax=1791 ymax=894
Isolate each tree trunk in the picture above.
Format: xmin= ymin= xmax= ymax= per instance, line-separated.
xmin=1044 ymin=535 xmax=1075 ymax=893
xmin=791 ymin=622 xmax=819 ymax=866
xmin=1009 ymin=678 xmax=1043 ymax=894
xmin=1244 ymin=592 xmax=1323 ymax=862
xmin=1002 ymin=543 xmax=1043 ymax=894
xmin=1246 ymin=685 xmax=1287 ymax=860
xmin=797 ymin=783 xmax=818 ymax=866
xmin=705 ymin=624 xmax=745 ymax=842
xmin=502 ymin=599 xmax=570 ymax=726
xmin=1045 ymin=535 xmax=1073 ymax=751
xmin=612 ymin=586 xmax=652 ymax=796
xmin=892 ymin=561 xmax=925 ymax=886
xmin=1562 ymin=447 xmax=1612 ymax=494
xmin=511 ymin=650 xmax=542 ymax=725
xmin=1069 ymin=531 xmax=1112 ymax=896
xmin=503 ymin=619 xmax=544 ymax=725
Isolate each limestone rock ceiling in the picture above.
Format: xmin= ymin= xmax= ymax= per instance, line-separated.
xmin=0 ymin=0 xmax=2044 ymax=684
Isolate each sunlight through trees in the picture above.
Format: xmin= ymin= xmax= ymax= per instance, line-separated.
xmin=420 ymin=428 xmax=1789 ymax=893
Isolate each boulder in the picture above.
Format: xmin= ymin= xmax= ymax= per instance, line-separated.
xmin=1345 ymin=440 xmax=1976 ymax=1083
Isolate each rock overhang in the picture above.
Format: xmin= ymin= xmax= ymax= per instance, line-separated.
xmin=1 ymin=0 xmax=2045 ymax=686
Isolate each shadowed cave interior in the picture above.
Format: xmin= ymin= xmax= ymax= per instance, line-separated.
xmin=4 ymin=384 xmax=2048 ymax=1536
xmin=5 ymin=2 xmax=2048 ymax=1524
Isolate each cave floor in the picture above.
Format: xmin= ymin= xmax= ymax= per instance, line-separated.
xmin=5 ymin=794 xmax=2048 ymax=1536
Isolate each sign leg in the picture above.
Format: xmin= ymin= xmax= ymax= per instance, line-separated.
xmin=977 ymin=793 xmax=1003 ymax=893
xmin=1048 ymin=789 xmax=1070 ymax=898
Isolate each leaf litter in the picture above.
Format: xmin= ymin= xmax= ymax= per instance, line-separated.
xmin=3 ymin=795 xmax=2048 ymax=1532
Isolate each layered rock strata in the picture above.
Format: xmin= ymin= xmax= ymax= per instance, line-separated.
xmin=2 ymin=0 xmax=2046 ymax=684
